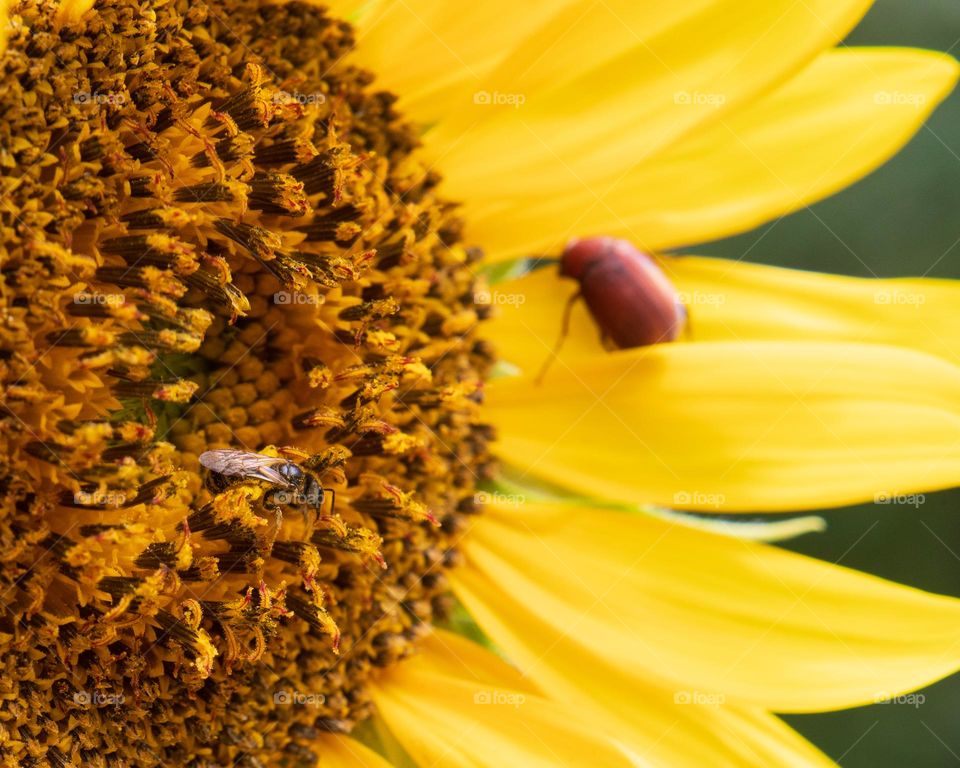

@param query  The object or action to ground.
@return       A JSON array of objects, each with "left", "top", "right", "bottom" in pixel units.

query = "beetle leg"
[
  {"left": 680, "top": 304, "right": 693, "bottom": 341},
  {"left": 534, "top": 289, "right": 581, "bottom": 385}
]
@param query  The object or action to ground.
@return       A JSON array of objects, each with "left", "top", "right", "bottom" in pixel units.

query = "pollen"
[{"left": 0, "top": 0, "right": 494, "bottom": 763}]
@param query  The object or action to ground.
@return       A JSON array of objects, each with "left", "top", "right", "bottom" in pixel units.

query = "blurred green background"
[{"left": 701, "top": 1, "right": 960, "bottom": 765}]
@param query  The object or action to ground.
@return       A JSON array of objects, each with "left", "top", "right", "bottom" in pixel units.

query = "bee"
[{"left": 199, "top": 449, "right": 337, "bottom": 524}]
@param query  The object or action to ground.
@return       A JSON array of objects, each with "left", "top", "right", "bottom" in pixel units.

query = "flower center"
[{"left": 0, "top": 0, "right": 493, "bottom": 762}]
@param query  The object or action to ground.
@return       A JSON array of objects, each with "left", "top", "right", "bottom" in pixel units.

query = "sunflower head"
[
  {"left": 8, "top": 0, "right": 960, "bottom": 765},
  {"left": 0, "top": 0, "right": 493, "bottom": 761}
]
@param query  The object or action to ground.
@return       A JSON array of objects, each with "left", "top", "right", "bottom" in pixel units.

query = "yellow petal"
[
  {"left": 314, "top": 733, "right": 395, "bottom": 767},
  {"left": 321, "top": 0, "right": 379, "bottom": 21},
  {"left": 408, "top": 628, "right": 539, "bottom": 694},
  {"left": 488, "top": 341, "right": 960, "bottom": 511},
  {"left": 351, "top": 716, "right": 420, "bottom": 768},
  {"left": 430, "top": 0, "right": 870, "bottom": 154},
  {"left": 666, "top": 256, "right": 960, "bottom": 366},
  {"left": 459, "top": 49, "right": 958, "bottom": 260},
  {"left": 485, "top": 254, "right": 960, "bottom": 373},
  {"left": 481, "top": 264, "right": 604, "bottom": 373},
  {"left": 419, "top": 632, "right": 835, "bottom": 768},
  {"left": 354, "top": 0, "right": 869, "bottom": 134},
  {"left": 425, "top": 629, "right": 834, "bottom": 767},
  {"left": 372, "top": 632, "right": 639, "bottom": 768},
  {"left": 453, "top": 501, "right": 960, "bottom": 713},
  {"left": 0, "top": 0, "right": 8, "bottom": 56},
  {"left": 344, "top": 0, "right": 574, "bottom": 123},
  {"left": 57, "top": 0, "right": 94, "bottom": 23}
]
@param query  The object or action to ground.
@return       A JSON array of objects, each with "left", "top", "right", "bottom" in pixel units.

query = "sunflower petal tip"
[{"left": 56, "top": 0, "right": 95, "bottom": 24}]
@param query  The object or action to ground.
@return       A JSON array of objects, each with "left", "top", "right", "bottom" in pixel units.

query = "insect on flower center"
[{"left": 0, "top": 0, "right": 493, "bottom": 762}]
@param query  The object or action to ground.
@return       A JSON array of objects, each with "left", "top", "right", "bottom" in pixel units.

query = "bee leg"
[
  {"left": 263, "top": 506, "right": 283, "bottom": 550},
  {"left": 322, "top": 488, "right": 336, "bottom": 516},
  {"left": 262, "top": 488, "right": 282, "bottom": 511},
  {"left": 205, "top": 472, "right": 230, "bottom": 495}
]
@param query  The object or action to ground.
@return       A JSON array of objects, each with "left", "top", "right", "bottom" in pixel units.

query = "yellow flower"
[{"left": 2, "top": 1, "right": 960, "bottom": 767}]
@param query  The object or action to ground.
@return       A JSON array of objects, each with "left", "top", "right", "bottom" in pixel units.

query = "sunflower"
[{"left": 2, "top": 0, "right": 960, "bottom": 766}]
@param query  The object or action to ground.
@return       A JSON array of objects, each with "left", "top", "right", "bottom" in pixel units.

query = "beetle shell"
[{"left": 560, "top": 237, "right": 685, "bottom": 348}]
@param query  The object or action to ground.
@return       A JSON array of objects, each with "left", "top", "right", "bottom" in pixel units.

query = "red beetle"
[
  {"left": 560, "top": 236, "right": 686, "bottom": 347},
  {"left": 538, "top": 237, "right": 686, "bottom": 380}
]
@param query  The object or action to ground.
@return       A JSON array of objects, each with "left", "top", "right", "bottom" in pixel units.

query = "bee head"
[{"left": 277, "top": 462, "right": 305, "bottom": 488}]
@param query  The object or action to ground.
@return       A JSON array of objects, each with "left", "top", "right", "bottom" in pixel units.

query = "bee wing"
[
  {"left": 249, "top": 463, "right": 297, "bottom": 488},
  {"left": 199, "top": 450, "right": 296, "bottom": 488}
]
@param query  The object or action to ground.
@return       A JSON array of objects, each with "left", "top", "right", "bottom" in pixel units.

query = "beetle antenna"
[{"left": 534, "top": 290, "right": 581, "bottom": 385}]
